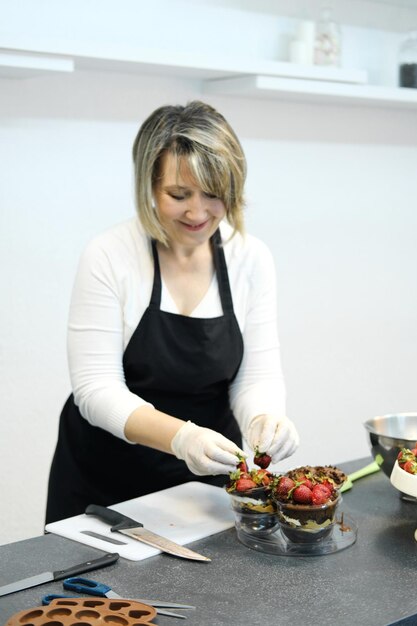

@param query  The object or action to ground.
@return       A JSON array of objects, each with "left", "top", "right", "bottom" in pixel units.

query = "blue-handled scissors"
[{"left": 42, "top": 576, "right": 195, "bottom": 619}]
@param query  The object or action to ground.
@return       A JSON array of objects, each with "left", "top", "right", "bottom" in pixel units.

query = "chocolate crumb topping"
[{"left": 286, "top": 465, "right": 347, "bottom": 487}]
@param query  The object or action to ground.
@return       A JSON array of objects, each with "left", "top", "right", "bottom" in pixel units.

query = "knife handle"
[
  {"left": 53, "top": 552, "right": 119, "bottom": 581},
  {"left": 85, "top": 504, "right": 143, "bottom": 531}
]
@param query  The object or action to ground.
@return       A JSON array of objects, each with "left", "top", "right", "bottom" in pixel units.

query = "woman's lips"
[{"left": 180, "top": 220, "right": 209, "bottom": 232}]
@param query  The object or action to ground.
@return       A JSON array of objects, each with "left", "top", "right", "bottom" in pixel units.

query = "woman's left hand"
[
  {"left": 171, "top": 420, "right": 245, "bottom": 476},
  {"left": 246, "top": 414, "right": 299, "bottom": 463}
]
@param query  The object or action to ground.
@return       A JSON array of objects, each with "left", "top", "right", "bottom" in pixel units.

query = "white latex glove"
[
  {"left": 246, "top": 414, "right": 299, "bottom": 464},
  {"left": 171, "top": 421, "right": 245, "bottom": 476}
]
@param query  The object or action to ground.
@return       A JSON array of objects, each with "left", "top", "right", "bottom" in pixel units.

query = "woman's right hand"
[
  {"left": 246, "top": 414, "right": 299, "bottom": 463},
  {"left": 171, "top": 421, "right": 245, "bottom": 476}
]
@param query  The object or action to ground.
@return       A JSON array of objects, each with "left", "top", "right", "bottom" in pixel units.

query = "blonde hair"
[{"left": 132, "top": 101, "right": 246, "bottom": 245}]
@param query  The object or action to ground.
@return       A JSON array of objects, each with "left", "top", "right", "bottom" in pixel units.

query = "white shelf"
[
  {"left": 0, "top": 40, "right": 366, "bottom": 83},
  {"left": 0, "top": 50, "right": 74, "bottom": 78},
  {"left": 203, "top": 75, "right": 417, "bottom": 110},
  {"left": 1, "top": 43, "right": 416, "bottom": 111},
  {"left": 74, "top": 55, "right": 369, "bottom": 88}
]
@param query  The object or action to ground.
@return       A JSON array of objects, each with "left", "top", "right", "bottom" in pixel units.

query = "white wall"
[{"left": 1, "top": 0, "right": 417, "bottom": 545}]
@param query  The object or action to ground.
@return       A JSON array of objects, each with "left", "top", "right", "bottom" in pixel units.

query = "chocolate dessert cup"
[
  {"left": 227, "top": 486, "right": 279, "bottom": 534},
  {"left": 275, "top": 494, "right": 341, "bottom": 543}
]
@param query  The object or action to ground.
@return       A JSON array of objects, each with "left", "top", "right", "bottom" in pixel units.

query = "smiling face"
[
  {"left": 132, "top": 102, "right": 246, "bottom": 245},
  {"left": 153, "top": 151, "right": 226, "bottom": 250}
]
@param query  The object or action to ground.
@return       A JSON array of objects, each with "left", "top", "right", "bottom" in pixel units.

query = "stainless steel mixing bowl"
[{"left": 364, "top": 412, "right": 417, "bottom": 477}]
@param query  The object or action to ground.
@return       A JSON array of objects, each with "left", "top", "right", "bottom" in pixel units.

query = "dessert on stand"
[{"left": 226, "top": 453, "right": 357, "bottom": 556}]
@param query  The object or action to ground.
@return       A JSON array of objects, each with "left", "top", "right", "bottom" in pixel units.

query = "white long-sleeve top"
[{"left": 68, "top": 216, "right": 286, "bottom": 442}]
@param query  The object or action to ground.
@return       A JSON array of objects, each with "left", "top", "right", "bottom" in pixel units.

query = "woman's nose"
[{"left": 186, "top": 193, "right": 208, "bottom": 219}]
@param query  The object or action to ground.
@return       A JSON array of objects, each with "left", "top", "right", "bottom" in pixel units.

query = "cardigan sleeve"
[
  {"left": 67, "top": 233, "right": 153, "bottom": 441},
  {"left": 228, "top": 236, "right": 287, "bottom": 439}
]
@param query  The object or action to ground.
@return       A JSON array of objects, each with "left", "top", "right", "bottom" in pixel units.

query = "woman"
[{"left": 46, "top": 100, "right": 299, "bottom": 523}]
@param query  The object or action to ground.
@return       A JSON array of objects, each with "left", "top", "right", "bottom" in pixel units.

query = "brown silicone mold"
[{"left": 4, "top": 597, "right": 157, "bottom": 626}]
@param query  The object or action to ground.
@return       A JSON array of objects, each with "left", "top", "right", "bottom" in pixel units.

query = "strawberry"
[
  {"left": 253, "top": 447, "right": 272, "bottom": 469},
  {"left": 397, "top": 448, "right": 417, "bottom": 474},
  {"left": 236, "top": 453, "right": 248, "bottom": 473},
  {"left": 255, "top": 468, "right": 272, "bottom": 486},
  {"left": 237, "top": 460, "right": 249, "bottom": 473},
  {"left": 235, "top": 477, "right": 257, "bottom": 492},
  {"left": 292, "top": 484, "right": 313, "bottom": 504},
  {"left": 311, "top": 484, "right": 331, "bottom": 505},
  {"left": 320, "top": 479, "right": 334, "bottom": 494},
  {"left": 298, "top": 475, "right": 313, "bottom": 490},
  {"left": 315, "top": 482, "right": 331, "bottom": 494},
  {"left": 275, "top": 476, "right": 295, "bottom": 500},
  {"left": 403, "top": 460, "right": 417, "bottom": 475}
]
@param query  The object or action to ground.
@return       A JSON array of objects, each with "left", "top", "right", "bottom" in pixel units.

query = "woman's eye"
[
  {"left": 203, "top": 192, "right": 218, "bottom": 199},
  {"left": 169, "top": 194, "right": 185, "bottom": 201}
]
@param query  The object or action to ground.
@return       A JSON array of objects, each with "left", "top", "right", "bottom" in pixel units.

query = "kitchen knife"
[
  {"left": 0, "top": 552, "right": 119, "bottom": 597},
  {"left": 85, "top": 504, "right": 211, "bottom": 562},
  {"left": 81, "top": 530, "right": 127, "bottom": 545}
]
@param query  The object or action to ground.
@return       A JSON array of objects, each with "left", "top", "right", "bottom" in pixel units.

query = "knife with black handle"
[
  {"left": 0, "top": 552, "right": 119, "bottom": 597},
  {"left": 85, "top": 504, "right": 211, "bottom": 562}
]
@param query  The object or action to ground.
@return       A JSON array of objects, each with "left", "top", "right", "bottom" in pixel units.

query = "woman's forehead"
[{"left": 158, "top": 152, "right": 198, "bottom": 187}]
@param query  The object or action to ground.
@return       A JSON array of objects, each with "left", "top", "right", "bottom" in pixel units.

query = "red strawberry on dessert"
[
  {"left": 316, "top": 482, "right": 332, "bottom": 495},
  {"left": 320, "top": 480, "right": 334, "bottom": 495},
  {"left": 238, "top": 459, "right": 249, "bottom": 473},
  {"left": 292, "top": 484, "right": 313, "bottom": 504},
  {"left": 236, "top": 453, "right": 249, "bottom": 473},
  {"left": 255, "top": 468, "right": 273, "bottom": 486},
  {"left": 275, "top": 476, "right": 295, "bottom": 500},
  {"left": 298, "top": 475, "right": 313, "bottom": 490},
  {"left": 235, "top": 477, "right": 257, "bottom": 492},
  {"left": 311, "top": 484, "right": 331, "bottom": 505}
]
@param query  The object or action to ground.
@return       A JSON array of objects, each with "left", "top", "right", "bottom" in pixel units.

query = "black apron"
[{"left": 46, "top": 229, "right": 244, "bottom": 523}]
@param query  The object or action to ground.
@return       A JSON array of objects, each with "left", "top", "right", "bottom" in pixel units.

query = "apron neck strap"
[
  {"left": 150, "top": 239, "right": 162, "bottom": 308},
  {"left": 211, "top": 229, "right": 234, "bottom": 314},
  {"left": 150, "top": 229, "right": 234, "bottom": 314}
]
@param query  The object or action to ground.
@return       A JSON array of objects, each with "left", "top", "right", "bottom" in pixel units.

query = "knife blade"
[
  {"left": 85, "top": 504, "right": 211, "bottom": 562},
  {"left": 0, "top": 552, "right": 119, "bottom": 597},
  {"left": 81, "top": 530, "right": 128, "bottom": 545}
]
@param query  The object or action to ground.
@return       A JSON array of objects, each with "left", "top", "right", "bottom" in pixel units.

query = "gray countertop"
[{"left": 1, "top": 458, "right": 417, "bottom": 626}]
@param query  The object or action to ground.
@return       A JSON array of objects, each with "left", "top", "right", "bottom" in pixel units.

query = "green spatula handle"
[
  {"left": 340, "top": 460, "right": 381, "bottom": 492},
  {"left": 348, "top": 461, "right": 380, "bottom": 482}
]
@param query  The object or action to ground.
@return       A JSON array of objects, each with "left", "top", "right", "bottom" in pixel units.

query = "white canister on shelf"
[
  {"left": 289, "top": 20, "right": 316, "bottom": 65},
  {"left": 314, "top": 7, "right": 341, "bottom": 66}
]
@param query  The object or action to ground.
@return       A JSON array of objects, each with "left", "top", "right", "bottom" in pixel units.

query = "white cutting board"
[{"left": 45, "top": 482, "right": 235, "bottom": 561}]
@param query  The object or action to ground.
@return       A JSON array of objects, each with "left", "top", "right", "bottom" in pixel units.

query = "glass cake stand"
[{"left": 235, "top": 512, "right": 358, "bottom": 557}]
